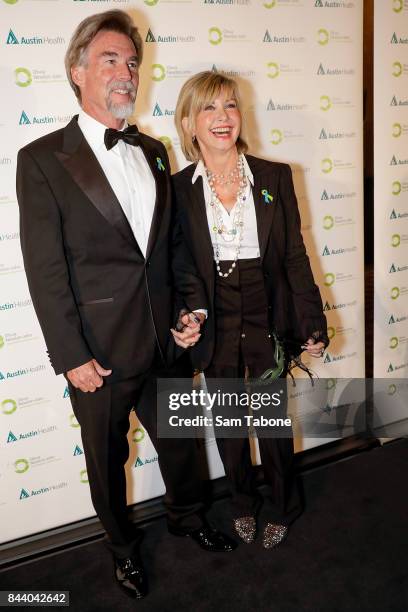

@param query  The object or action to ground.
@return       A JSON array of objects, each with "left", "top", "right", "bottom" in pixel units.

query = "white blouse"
[{"left": 191, "top": 155, "right": 261, "bottom": 261}]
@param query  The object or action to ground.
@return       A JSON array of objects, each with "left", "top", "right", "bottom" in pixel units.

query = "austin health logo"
[
  {"left": 19, "top": 111, "right": 31, "bottom": 125},
  {"left": 63, "top": 386, "right": 70, "bottom": 398},
  {"left": 6, "top": 29, "right": 19, "bottom": 44},
  {"left": 146, "top": 28, "right": 156, "bottom": 42},
  {"left": 391, "top": 32, "right": 408, "bottom": 44},
  {"left": 135, "top": 456, "right": 144, "bottom": 467},
  {"left": 153, "top": 103, "right": 163, "bottom": 117},
  {"left": 6, "top": 29, "right": 64, "bottom": 45},
  {"left": 20, "top": 488, "right": 30, "bottom": 500},
  {"left": 7, "top": 431, "right": 17, "bottom": 442},
  {"left": 73, "top": 445, "right": 83, "bottom": 456}
]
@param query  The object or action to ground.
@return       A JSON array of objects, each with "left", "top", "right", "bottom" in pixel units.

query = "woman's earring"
[{"left": 192, "top": 135, "right": 196, "bottom": 142}]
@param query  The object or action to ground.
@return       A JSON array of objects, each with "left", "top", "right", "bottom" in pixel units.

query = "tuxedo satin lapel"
[
  {"left": 253, "top": 171, "right": 279, "bottom": 261},
  {"left": 55, "top": 120, "right": 140, "bottom": 252},
  {"left": 141, "top": 139, "right": 167, "bottom": 259}
]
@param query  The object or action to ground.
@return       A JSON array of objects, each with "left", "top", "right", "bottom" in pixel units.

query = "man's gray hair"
[{"left": 65, "top": 10, "right": 143, "bottom": 102}]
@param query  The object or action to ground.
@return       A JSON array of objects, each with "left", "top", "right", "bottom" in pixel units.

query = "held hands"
[
  {"left": 66, "top": 358, "right": 112, "bottom": 393},
  {"left": 171, "top": 311, "right": 205, "bottom": 350},
  {"left": 302, "top": 338, "right": 326, "bottom": 358}
]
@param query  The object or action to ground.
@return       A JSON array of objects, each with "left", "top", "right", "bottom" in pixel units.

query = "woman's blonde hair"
[
  {"left": 65, "top": 10, "right": 143, "bottom": 103},
  {"left": 175, "top": 71, "right": 248, "bottom": 162}
]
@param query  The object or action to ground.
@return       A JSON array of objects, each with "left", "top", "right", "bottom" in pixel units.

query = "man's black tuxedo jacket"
[
  {"left": 172, "top": 155, "right": 327, "bottom": 372},
  {"left": 17, "top": 116, "right": 196, "bottom": 382}
]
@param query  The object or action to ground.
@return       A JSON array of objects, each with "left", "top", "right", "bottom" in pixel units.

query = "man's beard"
[{"left": 106, "top": 81, "right": 137, "bottom": 120}]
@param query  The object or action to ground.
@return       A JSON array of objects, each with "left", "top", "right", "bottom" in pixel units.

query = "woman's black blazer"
[{"left": 172, "top": 155, "right": 328, "bottom": 372}]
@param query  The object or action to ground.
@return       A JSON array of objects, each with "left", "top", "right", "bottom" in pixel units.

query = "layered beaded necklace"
[{"left": 206, "top": 154, "right": 247, "bottom": 278}]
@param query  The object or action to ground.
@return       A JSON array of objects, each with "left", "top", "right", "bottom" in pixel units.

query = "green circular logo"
[
  {"left": 1, "top": 398, "right": 17, "bottom": 415},
  {"left": 317, "top": 28, "right": 329, "bottom": 46},
  {"left": 393, "top": 0, "right": 403, "bottom": 13},
  {"left": 320, "top": 95, "right": 331, "bottom": 111},
  {"left": 267, "top": 62, "right": 280, "bottom": 79},
  {"left": 324, "top": 272, "right": 335, "bottom": 287},
  {"left": 392, "top": 61, "right": 403, "bottom": 77},
  {"left": 321, "top": 158, "right": 333, "bottom": 174},
  {"left": 326, "top": 378, "right": 337, "bottom": 390},
  {"left": 391, "top": 233, "right": 401, "bottom": 247},
  {"left": 15, "top": 67, "right": 32, "bottom": 87},
  {"left": 263, "top": 0, "right": 276, "bottom": 7},
  {"left": 3, "top": 0, "right": 19, "bottom": 4},
  {"left": 69, "top": 414, "right": 80, "bottom": 428},
  {"left": 327, "top": 326, "right": 336, "bottom": 340},
  {"left": 391, "top": 286, "right": 400, "bottom": 300},
  {"left": 144, "top": 0, "right": 159, "bottom": 4},
  {"left": 388, "top": 383, "right": 397, "bottom": 395},
  {"left": 14, "top": 458, "right": 29, "bottom": 474},
  {"left": 209, "top": 27, "right": 222, "bottom": 45},
  {"left": 159, "top": 136, "right": 172, "bottom": 150},
  {"left": 392, "top": 180, "right": 402, "bottom": 195},
  {"left": 392, "top": 122, "right": 402, "bottom": 137},
  {"left": 151, "top": 63, "right": 166, "bottom": 82},
  {"left": 390, "top": 336, "right": 399, "bottom": 349},
  {"left": 132, "top": 427, "right": 145, "bottom": 442},
  {"left": 0, "top": 336, "right": 4, "bottom": 349},
  {"left": 323, "top": 215, "right": 334, "bottom": 230},
  {"left": 270, "top": 129, "right": 283, "bottom": 145},
  {"left": 80, "top": 469, "right": 88, "bottom": 483}
]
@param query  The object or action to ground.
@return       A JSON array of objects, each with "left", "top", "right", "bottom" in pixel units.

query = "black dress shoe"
[
  {"left": 169, "top": 525, "right": 237, "bottom": 552},
  {"left": 115, "top": 555, "right": 148, "bottom": 599}
]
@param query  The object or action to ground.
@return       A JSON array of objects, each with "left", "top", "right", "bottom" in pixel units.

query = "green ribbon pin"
[
  {"left": 156, "top": 157, "right": 165, "bottom": 171},
  {"left": 261, "top": 189, "right": 274, "bottom": 204}
]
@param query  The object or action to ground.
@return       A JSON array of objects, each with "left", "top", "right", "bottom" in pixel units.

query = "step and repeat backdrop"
[
  {"left": 374, "top": 1, "right": 408, "bottom": 378},
  {"left": 373, "top": 0, "right": 408, "bottom": 439},
  {"left": 0, "top": 0, "right": 364, "bottom": 544}
]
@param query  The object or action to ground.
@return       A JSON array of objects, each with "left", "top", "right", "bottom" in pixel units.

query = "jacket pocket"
[{"left": 78, "top": 297, "right": 114, "bottom": 306}]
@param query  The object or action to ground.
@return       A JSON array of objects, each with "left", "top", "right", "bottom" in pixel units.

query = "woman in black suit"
[{"left": 171, "top": 71, "right": 328, "bottom": 548}]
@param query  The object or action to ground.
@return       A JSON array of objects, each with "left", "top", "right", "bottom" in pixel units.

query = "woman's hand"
[
  {"left": 302, "top": 338, "right": 325, "bottom": 358},
  {"left": 171, "top": 312, "right": 205, "bottom": 349}
]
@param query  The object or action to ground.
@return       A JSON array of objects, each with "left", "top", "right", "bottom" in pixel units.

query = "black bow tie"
[{"left": 104, "top": 124, "right": 142, "bottom": 151}]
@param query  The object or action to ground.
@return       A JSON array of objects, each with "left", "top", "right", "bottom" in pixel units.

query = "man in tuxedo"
[{"left": 16, "top": 10, "right": 235, "bottom": 600}]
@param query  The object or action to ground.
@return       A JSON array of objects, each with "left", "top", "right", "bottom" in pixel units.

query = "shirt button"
[
  {"left": 241, "top": 333, "right": 246, "bottom": 339},
  {"left": 267, "top": 334, "right": 271, "bottom": 338}
]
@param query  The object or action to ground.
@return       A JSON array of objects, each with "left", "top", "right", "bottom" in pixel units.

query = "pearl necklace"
[
  {"left": 206, "top": 164, "right": 241, "bottom": 186},
  {"left": 206, "top": 155, "right": 247, "bottom": 278}
]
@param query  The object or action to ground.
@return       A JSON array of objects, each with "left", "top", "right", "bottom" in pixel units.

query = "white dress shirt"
[
  {"left": 192, "top": 155, "right": 260, "bottom": 261},
  {"left": 78, "top": 110, "right": 156, "bottom": 257}
]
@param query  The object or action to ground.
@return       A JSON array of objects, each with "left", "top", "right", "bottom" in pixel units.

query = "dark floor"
[{"left": 0, "top": 440, "right": 407, "bottom": 612}]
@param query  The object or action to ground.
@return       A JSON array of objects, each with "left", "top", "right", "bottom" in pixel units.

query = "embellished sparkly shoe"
[
  {"left": 233, "top": 516, "right": 257, "bottom": 544},
  {"left": 262, "top": 523, "right": 288, "bottom": 549}
]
